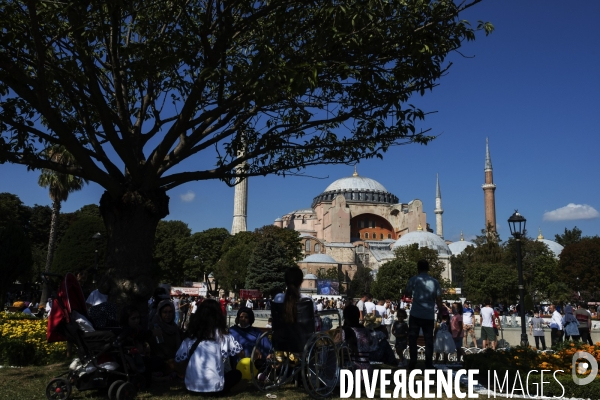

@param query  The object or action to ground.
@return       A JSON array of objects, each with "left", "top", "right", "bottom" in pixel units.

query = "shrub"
[
  {"left": 464, "top": 343, "right": 600, "bottom": 399},
  {"left": 0, "top": 312, "right": 66, "bottom": 366}
]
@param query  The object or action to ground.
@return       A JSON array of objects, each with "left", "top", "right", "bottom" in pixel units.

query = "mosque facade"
[
  {"left": 229, "top": 139, "right": 564, "bottom": 289},
  {"left": 272, "top": 166, "right": 453, "bottom": 283}
]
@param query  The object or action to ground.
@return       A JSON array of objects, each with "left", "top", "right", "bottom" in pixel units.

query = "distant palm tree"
[{"left": 38, "top": 146, "right": 87, "bottom": 305}]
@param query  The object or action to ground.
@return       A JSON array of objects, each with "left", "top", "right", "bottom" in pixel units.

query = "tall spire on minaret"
[
  {"left": 231, "top": 150, "right": 248, "bottom": 235},
  {"left": 434, "top": 173, "right": 443, "bottom": 238},
  {"left": 482, "top": 138, "right": 497, "bottom": 233}
]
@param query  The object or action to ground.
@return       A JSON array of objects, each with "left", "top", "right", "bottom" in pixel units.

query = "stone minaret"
[
  {"left": 482, "top": 138, "right": 497, "bottom": 233},
  {"left": 434, "top": 173, "right": 443, "bottom": 238},
  {"left": 231, "top": 160, "right": 248, "bottom": 235}
]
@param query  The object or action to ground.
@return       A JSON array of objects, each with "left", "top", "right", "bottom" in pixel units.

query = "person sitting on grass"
[
  {"left": 229, "top": 307, "right": 269, "bottom": 366},
  {"left": 149, "top": 300, "right": 182, "bottom": 381},
  {"left": 174, "top": 299, "right": 243, "bottom": 396}
]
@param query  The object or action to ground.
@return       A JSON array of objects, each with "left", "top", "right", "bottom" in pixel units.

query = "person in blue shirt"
[
  {"left": 404, "top": 259, "right": 443, "bottom": 370},
  {"left": 229, "top": 307, "right": 269, "bottom": 365}
]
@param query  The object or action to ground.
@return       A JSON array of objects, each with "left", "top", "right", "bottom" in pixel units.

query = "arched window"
[
  {"left": 388, "top": 234, "right": 392, "bottom": 239},
  {"left": 314, "top": 243, "right": 321, "bottom": 253},
  {"left": 365, "top": 232, "right": 369, "bottom": 239},
  {"left": 305, "top": 240, "right": 311, "bottom": 252},
  {"left": 302, "top": 268, "right": 308, "bottom": 275},
  {"left": 380, "top": 234, "right": 384, "bottom": 240}
]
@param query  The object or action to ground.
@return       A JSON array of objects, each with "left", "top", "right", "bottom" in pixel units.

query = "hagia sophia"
[{"left": 230, "top": 139, "right": 564, "bottom": 293}]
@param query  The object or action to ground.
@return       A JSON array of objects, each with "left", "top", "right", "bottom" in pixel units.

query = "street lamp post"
[
  {"left": 91, "top": 232, "right": 102, "bottom": 284},
  {"left": 508, "top": 210, "right": 528, "bottom": 347}
]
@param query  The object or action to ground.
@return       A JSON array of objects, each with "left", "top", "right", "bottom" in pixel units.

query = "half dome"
[
  {"left": 448, "top": 240, "right": 477, "bottom": 256},
  {"left": 392, "top": 231, "right": 452, "bottom": 257},
  {"left": 537, "top": 239, "right": 564, "bottom": 259}
]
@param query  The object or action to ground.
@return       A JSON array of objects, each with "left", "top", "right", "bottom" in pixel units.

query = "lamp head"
[{"left": 508, "top": 210, "right": 526, "bottom": 238}]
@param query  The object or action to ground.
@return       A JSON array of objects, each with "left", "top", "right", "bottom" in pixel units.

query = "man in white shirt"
[
  {"left": 246, "top": 298, "right": 253, "bottom": 309},
  {"left": 480, "top": 299, "right": 495, "bottom": 350},
  {"left": 364, "top": 294, "right": 376, "bottom": 315},
  {"left": 549, "top": 304, "right": 563, "bottom": 345},
  {"left": 355, "top": 293, "right": 368, "bottom": 323},
  {"left": 375, "top": 299, "right": 387, "bottom": 317},
  {"left": 316, "top": 300, "right": 324, "bottom": 312}
]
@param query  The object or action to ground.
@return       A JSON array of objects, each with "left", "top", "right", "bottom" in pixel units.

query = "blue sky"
[{"left": 1, "top": 0, "right": 599, "bottom": 242}]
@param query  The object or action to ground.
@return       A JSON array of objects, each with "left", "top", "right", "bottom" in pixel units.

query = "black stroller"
[{"left": 44, "top": 273, "right": 142, "bottom": 400}]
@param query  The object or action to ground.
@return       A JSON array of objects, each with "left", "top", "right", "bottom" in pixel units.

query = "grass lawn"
[
  {"left": 0, "top": 361, "right": 314, "bottom": 400},
  {"left": 0, "top": 361, "right": 460, "bottom": 400}
]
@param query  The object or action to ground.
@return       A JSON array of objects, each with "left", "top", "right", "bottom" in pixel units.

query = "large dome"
[
  {"left": 392, "top": 230, "right": 452, "bottom": 257},
  {"left": 324, "top": 176, "right": 388, "bottom": 193},
  {"left": 312, "top": 171, "right": 398, "bottom": 207}
]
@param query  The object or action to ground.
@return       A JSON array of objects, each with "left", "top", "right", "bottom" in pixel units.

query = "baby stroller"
[{"left": 44, "top": 273, "right": 142, "bottom": 400}]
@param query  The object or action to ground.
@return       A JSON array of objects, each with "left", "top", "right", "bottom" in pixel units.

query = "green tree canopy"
[
  {"left": 213, "top": 231, "right": 257, "bottom": 293},
  {"left": 0, "top": 0, "right": 492, "bottom": 308},
  {"left": 245, "top": 226, "right": 302, "bottom": 296},
  {"left": 52, "top": 215, "right": 107, "bottom": 278},
  {"left": 153, "top": 220, "right": 192, "bottom": 285},
  {"left": 371, "top": 243, "right": 446, "bottom": 301},
  {"left": 180, "top": 227, "right": 231, "bottom": 287},
  {"left": 0, "top": 193, "right": 31, "bottom": 228},
  {"left": 557, "top": 237, "right": 600, "bottom": 302},
  {"left": 0, "top": 221, "right": 33, "bottom": 306},
  {"left": 554, "top": 226, "right": 583, "bottom": 247}
]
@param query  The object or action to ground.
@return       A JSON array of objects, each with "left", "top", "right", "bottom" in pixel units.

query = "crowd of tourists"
[{"left": 4, "top": 263, "right": 600, "bottom": 396}]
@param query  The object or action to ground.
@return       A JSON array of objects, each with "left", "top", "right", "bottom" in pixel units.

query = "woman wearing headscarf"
[
  {"left": 149, "top": 299, "right": 182, "bottom": 379},
  {"left": 229, "top": 307, "right": 269, "bottom": 365},
  {"left": 272, "top": 267, "right": 317, "bottom": 353},
  {"left": 562, "top": 305, "right": 580, "bottom": 341}
]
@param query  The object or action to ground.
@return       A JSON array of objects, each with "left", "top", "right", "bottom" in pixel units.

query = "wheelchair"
[{"left": 250, "top": 300, "right": 345, "bottom": 398}]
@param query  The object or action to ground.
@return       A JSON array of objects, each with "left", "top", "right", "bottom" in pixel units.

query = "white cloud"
[
  {"left": 180, "top": 191, "right": 196, "bottom": 202},
  {"left": 543, "top": 203, "right": 599, "bottom": 221}
]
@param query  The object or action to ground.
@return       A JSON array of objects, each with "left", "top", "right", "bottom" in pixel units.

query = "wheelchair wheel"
[
  {"left": 250, "top": 330, "right": 291, "bottom": 391},
  {"left": 45, "top": 378, "right": 72, "bottom": 400},
  {"left": 337, "top": 342, "right": 354, "bottom": 371},
  {"left": 301, "top": 333, "right": 339, "bottom": 398}
]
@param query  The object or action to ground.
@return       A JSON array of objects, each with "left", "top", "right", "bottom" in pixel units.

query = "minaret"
[
  {"left": 434, "top": 173, "right": 443, "bottom": 238},
  {"left": 482, "top": 138, "right": 497, "bottom": 233},
  {"left": 231, "top": 158, "right": 248, "bottom": 235}
]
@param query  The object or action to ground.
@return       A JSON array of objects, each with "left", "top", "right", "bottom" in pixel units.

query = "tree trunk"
[
  {"left": 99, "top": 189, "right": 169, "bottom": 322},
  {"left": 39, "top": 199, "right": 61, "bottom": 307}
]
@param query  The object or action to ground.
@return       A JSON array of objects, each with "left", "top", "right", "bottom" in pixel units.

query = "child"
[
  {"left": 433, "top": 314, "right": 455, "bottom": 364},
  {"left": 450, "top": 302, "right": 464, "bottom": 363},
  {"left": 174, "top": 299, "right": 243, "bottom": 395},
  {"left": 392, "top": 309, "right": 408, "bottom": 367},
  {"left": 265, "top": 317, "right": 273, "bottom": 328}
]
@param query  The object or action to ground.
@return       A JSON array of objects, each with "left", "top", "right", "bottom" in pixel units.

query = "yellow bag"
[{"left": 236, "top": 357, "right": 257, "bottom": 380}]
